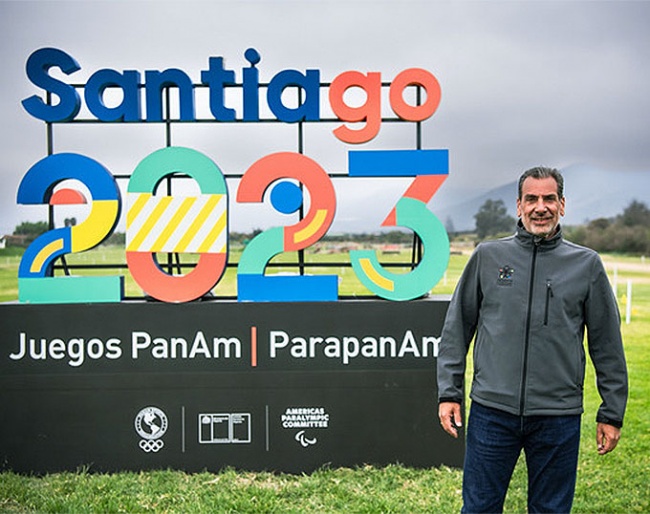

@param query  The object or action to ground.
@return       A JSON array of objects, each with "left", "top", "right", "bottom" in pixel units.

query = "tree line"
[
  {"left": 563, "top": 200, "right": 650, "bottom": 254},
  {"left": 8, "top": 200, "right": 649, "bottom": 255},
  {"left": 473, "top": 198, "right": 650, "bottom": 255},
  {"left": 7, "top": 222, "right": 416, "bottom": 248}
]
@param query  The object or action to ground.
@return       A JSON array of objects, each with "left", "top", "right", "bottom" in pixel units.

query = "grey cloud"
[{"left": 1, "top": 0, "right": 649, "bottom": 236}]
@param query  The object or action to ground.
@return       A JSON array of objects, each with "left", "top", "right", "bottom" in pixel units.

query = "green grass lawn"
[
  {"left": 1, "top": 247, "right": 648, "bottom": 512},
  {"left": 0, "top": 243, "right": 463, "bottom": 302}
]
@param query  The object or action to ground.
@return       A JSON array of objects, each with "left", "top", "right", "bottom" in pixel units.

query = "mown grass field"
[
  {"left": 0, "top": 245, "right": 648, "bottom": 513},
  {"left": 0, "top": 242, "right": 466, "bottom": 302}
]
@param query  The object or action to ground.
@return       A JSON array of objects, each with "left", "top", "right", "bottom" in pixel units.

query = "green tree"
[
  {"left": 619, "top": 200, "right": 650, "bottom": 227},
  {"left": 474, "top": 199, "right": 516, "bottom": 240},
  {"left": 565, "top": 201, "right": 650, "bottom": 254},
  {"left": 13, "top": 221, "right": 48, "bottom": 237}
]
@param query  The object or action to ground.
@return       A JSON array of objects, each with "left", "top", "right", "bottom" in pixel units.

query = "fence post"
[{"left": 626, "top": 279, "right": 632, "bottom": 325}]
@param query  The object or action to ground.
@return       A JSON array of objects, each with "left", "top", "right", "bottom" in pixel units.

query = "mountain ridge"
[{"left": 432, "top": 164, "right": 650, "bottom": 232}]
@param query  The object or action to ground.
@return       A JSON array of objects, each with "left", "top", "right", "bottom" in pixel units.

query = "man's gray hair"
[{"left": 518, "top": 166, "right": 564, "bottom": 199}]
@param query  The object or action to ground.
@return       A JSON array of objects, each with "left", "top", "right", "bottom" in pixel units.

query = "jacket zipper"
[
  {"left": 520, "top": 241, "right": 539, "bottom": 415},
  {"left": 544, "top": 281, "right": 553, "bottom": 326}
]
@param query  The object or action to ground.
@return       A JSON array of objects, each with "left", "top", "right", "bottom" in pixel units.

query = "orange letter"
[
  {"left": 329, "top": 71, "right": 381, "bottom": 144},
  {"left": 389, "top": 68, "right": 441, "bottom": 121}
]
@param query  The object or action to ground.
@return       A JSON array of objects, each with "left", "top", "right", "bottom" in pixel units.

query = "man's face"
[{"left": 517, "top": 176, "right": 565, "bottom": 238}]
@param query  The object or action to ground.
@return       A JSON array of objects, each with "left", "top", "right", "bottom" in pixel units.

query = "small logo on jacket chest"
[{"left": 497, "top": 265, "right": 514, "bottom": 286}]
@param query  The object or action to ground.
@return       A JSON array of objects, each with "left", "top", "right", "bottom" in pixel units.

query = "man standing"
[{"left": 437, "top": 167, "right": 628, "bottom": 513}]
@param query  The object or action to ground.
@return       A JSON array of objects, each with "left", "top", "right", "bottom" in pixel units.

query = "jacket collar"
[{"left": 515, "top": 220, "right": 563, "bottom": 250}]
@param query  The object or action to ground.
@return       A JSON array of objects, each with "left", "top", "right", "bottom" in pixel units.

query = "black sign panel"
[{"left": 0, "top": 299, "right": 463, "bottom": 473}]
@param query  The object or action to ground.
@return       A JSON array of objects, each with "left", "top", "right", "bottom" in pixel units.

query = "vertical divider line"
[
  {"left": 265, "top": 405, "right": 270, "bottom": 452},
  {"left": 251, "top": 326, "right": 258, "bottom": 367},
  {"left": 181, "top": 406, "right": 186, "bottom": 453}
]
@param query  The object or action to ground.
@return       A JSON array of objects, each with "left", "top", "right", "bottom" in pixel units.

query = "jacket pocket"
[
  {"left": 575, "top": 339, "right": 586, "bottom": 389},
  {"left": 544, "top": 280, "right": 553, "bottom": 326}
]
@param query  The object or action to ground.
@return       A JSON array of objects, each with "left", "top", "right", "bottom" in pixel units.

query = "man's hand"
[
  {"left": 597, "top": 423, "right": 621, "bottom": 455},
  {"left": 438, "top": 402, "right": 462, "bottom": 438}
]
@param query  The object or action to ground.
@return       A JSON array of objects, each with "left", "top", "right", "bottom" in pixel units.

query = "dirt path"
[{"left": 601, "top": 257, "right": 650, "bottom": 284}]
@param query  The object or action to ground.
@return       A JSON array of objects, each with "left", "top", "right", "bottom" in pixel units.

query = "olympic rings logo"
[
  {"left": 139, "top": 439, "right": 164, "bottom": 453},
  {"left": 134, "top": 406, "right": 168, "bottom": 453}
]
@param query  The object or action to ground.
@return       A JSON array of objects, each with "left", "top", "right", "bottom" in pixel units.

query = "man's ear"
[{"left": 560, "top": 197, "right": 566, "bottom": 217}]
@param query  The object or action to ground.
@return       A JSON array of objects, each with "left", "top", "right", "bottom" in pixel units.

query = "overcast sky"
[{"left": 1, "top": 0, "right": 649, "bottom": 236}]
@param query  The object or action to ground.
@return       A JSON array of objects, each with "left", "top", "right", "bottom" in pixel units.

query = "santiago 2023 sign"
[{"left": 17, "top": 47, "right": 450, "bottom": 304}]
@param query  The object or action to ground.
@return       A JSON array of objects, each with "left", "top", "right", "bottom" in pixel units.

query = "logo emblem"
[
  {"left": 135, "top": 406, "right": 168, "bottom": 452},
  {"left": 497, "top": 265, "right": 514, "bottom": 286},
  {"left": 281, "top": 406, "right": 330, "bottom": 448},
  {"left": 295, "top": 430, "right": 317, "bottom": 447},
  {"left": 198, "top": 413, "right": 252, "bottom": 444}
]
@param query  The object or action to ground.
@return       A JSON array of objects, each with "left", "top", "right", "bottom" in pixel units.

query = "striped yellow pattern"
[{"left": 126, "top": 193, "right": 227, "bottom": 253}]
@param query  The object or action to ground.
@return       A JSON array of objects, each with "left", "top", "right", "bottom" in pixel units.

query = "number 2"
[
  {"left": 17, "top": 153, "right": 123, "bottom": 303},
  {"left": 236, "top": 152, "right": 338, "bottom": 301}
]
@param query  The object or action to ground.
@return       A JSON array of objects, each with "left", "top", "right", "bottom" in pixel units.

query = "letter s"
[
  {"left": 21, "top": 48, "right": 81, "bottom": 122},
  {"left": 105, "top": 338, "right": 123, "bottom": 360}
]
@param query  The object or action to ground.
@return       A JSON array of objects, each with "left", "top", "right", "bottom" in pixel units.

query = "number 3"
[{"left": 348, "top": 149, "right": 450, "bottom": 301}]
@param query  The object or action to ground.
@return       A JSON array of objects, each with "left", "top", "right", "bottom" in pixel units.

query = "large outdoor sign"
[
  {"left": 16, "top": 47, "right": 450, "bottom": 304},
  {"left": 1, "top": 48, "right": 463, "bottom": 474},
  {"left": 0, "top": 300, "right": 463, "bottom": 473}
]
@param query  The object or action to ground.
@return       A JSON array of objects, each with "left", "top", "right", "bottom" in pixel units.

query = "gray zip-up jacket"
[{"left": 437, "top": 223, "right": 628, "bottom": 426}]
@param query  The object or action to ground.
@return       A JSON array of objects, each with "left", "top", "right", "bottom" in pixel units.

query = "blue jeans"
[{"left": 462, "top": 402, "right": 581, "bottom": 514}]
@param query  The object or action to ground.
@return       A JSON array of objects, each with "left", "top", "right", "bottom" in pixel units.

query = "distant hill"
[{"left": 432, "top": 164, "right": 650, "bottom": 232}]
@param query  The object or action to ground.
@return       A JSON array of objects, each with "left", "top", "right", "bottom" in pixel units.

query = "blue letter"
[
  {"left": 21, "top": 48, "right": 81, "bottom": 122},
  {"left": 201, "top": 57, "right": 236, "bottom": 121},
  {"left": 267, "top": 70, "right": 320, "bottom": 123},
  {"left": 243, "top": 48, "right": 261, "bottom": 122},
  {"left": 85, "top": 69, "right": 141, "bottom": 122},
  {"left": 145, "top": 69, "right": 195, "bottom": 122}
]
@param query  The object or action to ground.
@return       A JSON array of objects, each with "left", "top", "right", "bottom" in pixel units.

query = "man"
[{"left": 437, "top": 166, "right": 628, "bottom": 513}]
